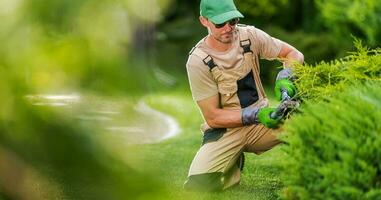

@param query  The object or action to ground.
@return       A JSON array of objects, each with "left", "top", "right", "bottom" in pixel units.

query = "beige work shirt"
[{"left": 186, "top": 25, "right": 283, "bottom": 102}]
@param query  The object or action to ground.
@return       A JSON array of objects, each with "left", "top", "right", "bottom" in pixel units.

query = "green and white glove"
[
  {"left": 241, "top": 107, "right": 281, "bottom": 128},
  {"left": 257, "top": 107, "right": 282, "bottom": 128},
  {"left": 242, "top": 68, "right": 299, "bottom": 128},
  {"left": 242, "top": 101, "right": 300, "bottom": 128},
  {"left": 274, "top": 68, "right": 297, "bottom": 101}
]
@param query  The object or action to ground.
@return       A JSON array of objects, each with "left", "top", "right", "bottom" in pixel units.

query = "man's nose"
[{"left": 222, "top": 23, "right": 233, "bottom": 32}]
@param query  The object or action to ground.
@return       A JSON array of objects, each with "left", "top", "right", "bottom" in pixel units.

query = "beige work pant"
[{"left": 184, "top": 124, "right": 281, "bottom": 191}]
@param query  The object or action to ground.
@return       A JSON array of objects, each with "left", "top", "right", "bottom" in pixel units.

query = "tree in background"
[
  {"left": 316, "top": 0, "right": 381, "bottom": 46},
  {"left": 236, "top": 0, "right": 289, "bottom": 19}
]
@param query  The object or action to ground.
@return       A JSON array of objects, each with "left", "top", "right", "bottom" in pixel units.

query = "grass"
[{"left": 123, "top": 87, "right": 286, "bottom": 200}]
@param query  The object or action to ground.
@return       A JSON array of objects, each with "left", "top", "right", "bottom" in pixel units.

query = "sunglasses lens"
[
  {"left": 229, "top": 18, "right": 239, "bottom": 26},
  {"left": 215, "top": 23, "right": 225, "bottom": 28},
  {"left": 214, "top": 18, "right": 239, "bottom": 28}
]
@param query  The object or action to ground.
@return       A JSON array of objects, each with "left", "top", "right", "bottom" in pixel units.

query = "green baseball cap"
[{"left": 200, "top": 0, "right": 244, "bottom": 24}]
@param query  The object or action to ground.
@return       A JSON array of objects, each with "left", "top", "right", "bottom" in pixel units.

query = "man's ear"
[{"left": 199, "top": 16, "right": 209, "bottom": 28}]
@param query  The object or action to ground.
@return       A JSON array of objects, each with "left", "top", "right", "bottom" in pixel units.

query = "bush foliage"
[
  {"left": 280, "top": 44, "right": 381, "bottom": 199},
  {"left": 280, "top": 82, "right": 381, "bottom": 200},
  {"left": 292, "top": 41, "right": 381, "bottom": 101}
]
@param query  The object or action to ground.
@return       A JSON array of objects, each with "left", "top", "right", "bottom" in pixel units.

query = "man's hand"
[
  {"left": 242, "top": 106, "right": 282, "bottom": 128},
  {"left": 242, "top": 100, "right": 299, "bottom": 128},
  {"left": 257, "top": 107, "right": 281, "bottom": 128},
  {"left": 242, "top": 106, "right": 281, "bottom": 128},
  {"left": 275, "top": 41, "right": 303, "bottom": 101},
  {"left": 242, "top": 99, "right": 299, "bottom": 128},
  {"left": 274, "top": 68, "right": 297, "bottom": 101},
  {"left": 275, "top": 79, "right": 296, "bottom": 101}
]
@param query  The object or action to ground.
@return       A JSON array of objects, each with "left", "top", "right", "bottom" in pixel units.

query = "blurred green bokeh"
[{"left": 0, "top": 0, "right": 173, "bottom": 199}]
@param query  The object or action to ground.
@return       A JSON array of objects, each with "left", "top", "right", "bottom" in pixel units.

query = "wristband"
[{"left": 241, "top": 107, "right": 260, "bottom": 125}]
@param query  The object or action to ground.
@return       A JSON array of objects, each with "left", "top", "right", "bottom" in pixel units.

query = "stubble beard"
[
  {"left": 217, "top": 34, "right": 233, "bottom": 44},
  {"left": 207, "top": 27, "right": 234, "bottom": 44}
]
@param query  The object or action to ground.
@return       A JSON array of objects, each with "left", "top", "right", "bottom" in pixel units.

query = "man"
[{"left": 184, "top": 0, "right": 304, "bottom": 191}]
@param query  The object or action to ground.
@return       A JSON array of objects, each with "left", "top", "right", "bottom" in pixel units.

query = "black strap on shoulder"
[
  {"left": 240, "top": 39, "right": 252, "bottom": 54},
  {"left": 202, "top": 55, "right": 217, "bottom": 71}
]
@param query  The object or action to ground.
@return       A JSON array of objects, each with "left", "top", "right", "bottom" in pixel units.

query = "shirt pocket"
[{"left": 210, "top": 67, "right": 238, "bottom": 97}]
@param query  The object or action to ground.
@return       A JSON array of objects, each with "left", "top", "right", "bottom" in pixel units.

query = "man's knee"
[{"left": 183, "top": 172, "right": 224, "bottom": 192}]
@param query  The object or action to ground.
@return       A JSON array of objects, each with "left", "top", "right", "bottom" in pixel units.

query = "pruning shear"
[{"left": 270, "top": 88, "right": 300, "bottom": 120}]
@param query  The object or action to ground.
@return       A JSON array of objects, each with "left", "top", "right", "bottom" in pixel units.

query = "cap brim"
[{"left": 209, "top": 10, "right": 244, "bottom": 24}]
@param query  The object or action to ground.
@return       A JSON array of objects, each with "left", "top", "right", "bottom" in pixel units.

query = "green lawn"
[{"left": 124, "top": 88, "right": 287, "bottom": 200}]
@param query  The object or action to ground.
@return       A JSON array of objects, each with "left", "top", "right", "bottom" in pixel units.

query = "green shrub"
[
  {"left": 292, "top": 41, "right": 381, "bottom": 101},
  {"left": 280, "top": 82, "right": 381, "bottom": 200}
]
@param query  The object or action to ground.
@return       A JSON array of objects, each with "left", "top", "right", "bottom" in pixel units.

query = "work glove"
[
  {"left": 242, "top": 68, "right": 299, "bottom": 128},
  {"left": 241, "top": 106, "right": 280, "bottom": 128},
  {"left": 274, "top": 68, "right": 297, "bottom": 101},
  {"left": 242, "top": 100, "right": 299, "bottom": 128}
]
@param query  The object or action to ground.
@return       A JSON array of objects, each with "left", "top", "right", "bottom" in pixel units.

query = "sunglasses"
[{"left": 213, "top": 18, "right": 239, "bottom": 29}]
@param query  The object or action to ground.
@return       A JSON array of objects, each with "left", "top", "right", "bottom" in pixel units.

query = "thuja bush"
[
  {"left": 279, "top": 82, "right": 381, "bottom": 200},
  {"left": 291, "top": 41, "right": 381, "bottom": 101}
]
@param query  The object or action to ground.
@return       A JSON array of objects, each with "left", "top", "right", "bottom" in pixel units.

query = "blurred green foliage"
[
  {"left": 267, "top": 27, "right": 350, "bottom": 64},
  {"left": 316, "top": 0, "right": 381, "bottom": 45},
  {"left": 0, "top": 0, "right": 173, "bottom": 199},
  {"left": 236, "top": 0, "right": 321, "bottom": 31},
  {"left": 0, "top": 0, "right": 173, "bottom": 95},
  {"left": 1, "top": 96, "right": 167, "bottom": 199},
  {"left": 236, "top": 0, "right": 289, "bottom": 19}
]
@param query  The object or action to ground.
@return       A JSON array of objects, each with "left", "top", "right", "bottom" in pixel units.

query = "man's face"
[{"left": 206, "top": 18, "right": 238, "bottom": 44}]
